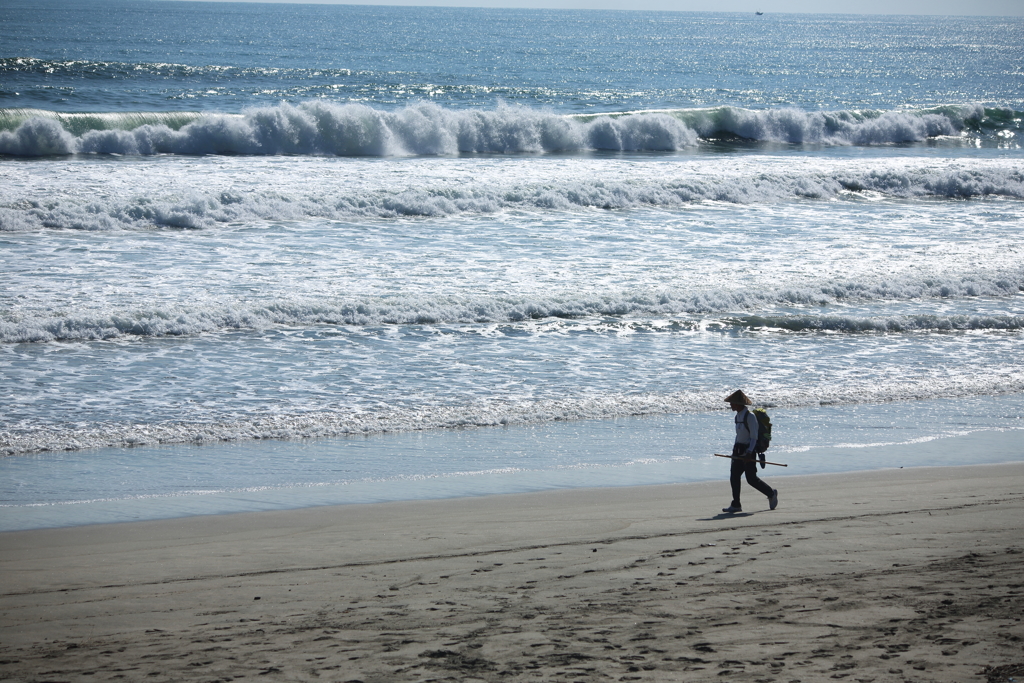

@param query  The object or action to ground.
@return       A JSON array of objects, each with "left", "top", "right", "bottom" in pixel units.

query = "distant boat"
[{"left": 755, "top": 11, "right": 764, "bottom": 15}]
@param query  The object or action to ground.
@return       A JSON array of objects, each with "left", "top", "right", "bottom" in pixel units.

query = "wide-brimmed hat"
[{"left": 724, "top": 390, "right": 752, "bottom": 405}]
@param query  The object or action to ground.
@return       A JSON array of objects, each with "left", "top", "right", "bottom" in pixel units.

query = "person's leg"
[
  {"left": 729, "top": 445, "right": 745, "bottom": 508},
  {"left": 743, "top": 461, "right": 775, "bottom": 498}
]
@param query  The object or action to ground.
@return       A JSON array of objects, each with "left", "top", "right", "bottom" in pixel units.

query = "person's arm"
[{"left": 745, "top": 410, "right": 758, "bottom": 456}]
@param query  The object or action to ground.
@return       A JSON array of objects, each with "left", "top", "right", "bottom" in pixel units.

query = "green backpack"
[{"left": 752, "top": 408, "right": 772, "bottom": 454}]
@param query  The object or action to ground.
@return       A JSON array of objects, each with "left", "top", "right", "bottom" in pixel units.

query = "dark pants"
[{"left": 730, "top": 443, "right": 774, "bottom": 507}]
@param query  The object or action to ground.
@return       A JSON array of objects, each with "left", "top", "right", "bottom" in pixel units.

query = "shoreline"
[
  {"left": 2, "top": 462, "right": 1023, "bottom": 682},
  {"left": 4, "top": 419, "right": 1022, "bottom": 533}
]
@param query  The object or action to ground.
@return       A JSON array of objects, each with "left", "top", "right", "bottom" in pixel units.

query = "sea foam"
[
  {"left": 2, "top": 273, "right": 1022, "bottom": 344},
  {"left": 2, "top": 160, "right": 1022, "bottom": 232},
  {"left": 3, "top": 372, "right": 1023, "bottom": 457}
]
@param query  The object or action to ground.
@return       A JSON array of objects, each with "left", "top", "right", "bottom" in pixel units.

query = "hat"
[{"left": 724, "top": 390, "right": 752, "bottom": 405}]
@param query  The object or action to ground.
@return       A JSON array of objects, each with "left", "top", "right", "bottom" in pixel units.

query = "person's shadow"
[{"left": 699, "top": 511, "right": 755, "bottom": 521}]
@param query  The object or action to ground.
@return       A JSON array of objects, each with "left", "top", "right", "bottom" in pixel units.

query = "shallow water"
[{"left": 3, "top": 395, "right": 1022, "bottom": 531}]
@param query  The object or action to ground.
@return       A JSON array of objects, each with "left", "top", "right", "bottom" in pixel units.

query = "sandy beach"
[{"left": 2, "top": 461, "right": 1023, "bottom": 683}]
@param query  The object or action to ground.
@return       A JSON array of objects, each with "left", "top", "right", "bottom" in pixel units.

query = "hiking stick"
[{"left": 714, "top": 453, "right": 789, "bottom": 467}]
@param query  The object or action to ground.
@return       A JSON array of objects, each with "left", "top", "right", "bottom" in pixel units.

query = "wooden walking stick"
[{"left": 714, "top": 453, "right": 788, "bottom": 467}]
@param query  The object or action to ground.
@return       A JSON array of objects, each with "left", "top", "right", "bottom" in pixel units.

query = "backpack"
[{"left": 752, "top": 408, "right": 772, "bottom": 454}]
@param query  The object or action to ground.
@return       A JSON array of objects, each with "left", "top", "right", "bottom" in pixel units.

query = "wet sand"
[{"left": 2, "top": 461, "right": 1023, "bottom": 683}]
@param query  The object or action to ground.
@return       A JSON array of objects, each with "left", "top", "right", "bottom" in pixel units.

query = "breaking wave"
[
  {"left": 0, "top": 102, "right": 697, "bottom": 156},
  {"left": 653, "top": 103, "right": 1021, "bottom": 145},
  {"left": 1, "top": 102, "right": 1020, "bottom": 158}
]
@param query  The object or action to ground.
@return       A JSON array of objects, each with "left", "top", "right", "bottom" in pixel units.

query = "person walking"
[{"left": 722, "top": 390, "right": 778, "bottom": 513}]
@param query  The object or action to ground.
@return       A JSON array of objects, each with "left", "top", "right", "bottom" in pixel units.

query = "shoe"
[
  {"left": 722, "top": 504, "right": 742, "bottom": 513},
  {"left": 769, "top": 489, "right": 779, "bottom": 510}
]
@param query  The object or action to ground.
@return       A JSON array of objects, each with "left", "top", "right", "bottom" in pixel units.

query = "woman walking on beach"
[{"left": 722, "top": 390, "right": 779, "bottom": 514}]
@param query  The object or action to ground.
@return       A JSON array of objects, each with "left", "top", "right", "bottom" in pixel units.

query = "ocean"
[{"left": 2, "top": 0, "right": 1023, "bottom": 531}]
